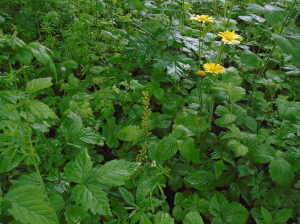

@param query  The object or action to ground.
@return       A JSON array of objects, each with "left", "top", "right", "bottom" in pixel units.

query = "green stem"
[
  {"left": 208, "top": 92, "right": 215, "bottom": 130},
  {"left": 224, "top": 0, "right": 227, "bottom": 21},
  {"left": 25, "top": 99, "right": 47, "bottom": 197},
  {"left": 217, "top": 42, "right": 224, "bottom": 64},
  {"left": 21, "top": 63, "right": 28, "bottom": 83},
  {"left": 226, "top": 0, "right": 235, "bottom": 26},
  {"left": 279, "top": 0, "right": 297, "bottom": 35},
  {"left": 282, "top": 10, "right": 300, "bottom": 36}
]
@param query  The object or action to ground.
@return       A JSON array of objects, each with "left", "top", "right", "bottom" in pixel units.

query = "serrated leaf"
[
  {"left": 275, "top": 96, "right": 300, "bottom": 122},
  {"left": 64, "top": 148, "right": 93, "bottom": 184},
  {"left": 5, "top": 185, "right": 58, "bottom": 224},
  {"left": 274, "top": 208, "right": 292, "bottom": 223},
  {"left": 0, "top": 150, "right": 25, "bottom": 173},
  {"left": 28, "top": 42, "right": 57, "bottom": 81},
  {"left": 269, "top": 151, "right": 294, "bottom": 187},
  {"left": 28, "top": 100, "right": 59, "bottom": 119},
  {"left": 158, "top": 134, "right": 178, "bottom": 161},
  {"left": 177, "top": 137, "right": 200, "bottom": 163},
  {"left": 119, "top": 187, "right": 135, "bottom": 206},
  {"left": 227, "top": 140, "right": 248, "bottom": 157},
  {"left": 220, "top": 67, "right": 242, "bottom": 86},
  {"left": 214, "top": 160, "right": 225, "bottom": 180},
  {"left": 215, "top": 114, "right": 236, "bottom": 127},
  {"left": 184, "top": 171, "right": 215, "bottom": 191},
  {"left": 117, "top": 125, "right": 144, "bottom": 141},
  {"left": 65, "top": 205, "right": 90, "bottom": 223},
  {"left": 244, "top": 116, "right": 257, "bottom": 133},
  {"left": 26, "top": 77, "right": 53, "bottom": 93},
  {"left": 71, "top": 184, "right": 111, "bottom": 216},
  {"left": 183, "top": 210, "right": 204, "bottom": 224},
  {"left": 210, "top": 193, "right": 249, "bottom": 224},
  {"left": 261, "top": 207, "right": 273, "bottom": 223},
  {"left": 248, "top": 144, "right": 276, "bottom": 163},
  {"left": 96, "top": 159, "right": 135, "bottom": 186}
]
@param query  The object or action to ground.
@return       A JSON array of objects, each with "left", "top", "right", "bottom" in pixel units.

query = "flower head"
[
  {"left": 184, "top": 64, "right": 190, "bottom": 70},
  {"left": 190, "top": 15, "right": 214, "bottom": 23},
  {"left": 203, "top": 62, "right": 224, "bottom": 74},
  {"left": 61, "top": 67, "right": 66, "bottom": 72},
  {"left": 151, "top": 160, "right": 156, "bottom": 167},
  {"left": 196, "top": 71, "right": 206, "bottom": 76},
  {"left": 217, "top": 30, "right": 242, "bottom": 44}
]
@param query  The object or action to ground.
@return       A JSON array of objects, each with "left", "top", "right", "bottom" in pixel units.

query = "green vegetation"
[{"left": 1, "top": 0, "right": 300, "bottom": 223}]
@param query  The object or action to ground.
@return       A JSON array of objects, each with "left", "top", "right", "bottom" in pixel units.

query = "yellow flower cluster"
[{"left": 189, "top": 14, "right": 215, "bottom": 23}]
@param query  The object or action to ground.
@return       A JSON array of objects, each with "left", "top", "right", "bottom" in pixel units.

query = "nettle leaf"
[
  {"left": 117, "top": 125, "right": 144, "bottom": 142},
  {"left": 212, "top": 83, "right": 245, "bottom": 102},
  {"left": 154, "top": 211, "right": 174, "bottom": 224},
  {"left": 96, "top": 159, "right": 135, "bottom": 186},
  {"left": 210, "top": 193, "right": 249, "bottom": 224},
  {"left": 28, "top": 100, "right": 59, "bottom": 119},
  {"left": 149, "top": 113, "right": 172, "bottom": 130},
  {"left": 4, "top": 185, "right": 58, "bottom": 224},
  {"left": 183, "top": 210, "right": 204, "bottom": 224},
  {"left": 167, "top": 54, "right": 195, "bottom": 81},
  {"left": 184, "top": 171, "right": 216, "bottom": 191},
  {"left": 71, "top": 184, "right": 111, "bottom": 216},
  {"left": 215, "top": 114, "right": 236, "bottom": 127},
  {"left": 274, "top": 208, "right": 292, "bottom": 223},
  {"left": 269, "top": 151, "right": 294, "bottom": 187},
  {"left": 213, "top": 160, "right": 226, "bottom": 180},
  {"left": 64, "top": 148, "right": 93, "bottom": 184},
  {"left": 0, "top": 150, "right": 25, "bottom": 173},
  {"left": 26, "top": 77, "right": 53, "bottom": 93}
]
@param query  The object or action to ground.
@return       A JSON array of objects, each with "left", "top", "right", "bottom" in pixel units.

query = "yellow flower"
[
  {"left": 217, "top": 30, "right": 242, "bottom": 44},
  {"left": 196, "top": 71, "right": 206, "bottom": 76},
  {"left": 190, "top": 15, "right": 214, "bottom": 23},
  {"left": 203, "top": 62, "right": 224, "bottom": 74}
]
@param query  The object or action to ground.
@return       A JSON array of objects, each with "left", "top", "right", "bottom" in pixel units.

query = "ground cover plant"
[{"left": 1, "top": 0, "right": 300, "bottom": 223}]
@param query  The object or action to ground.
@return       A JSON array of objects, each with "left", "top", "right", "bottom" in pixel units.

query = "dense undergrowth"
[{"left": 1, "top": 0, "right": 300, "bottom": 223}]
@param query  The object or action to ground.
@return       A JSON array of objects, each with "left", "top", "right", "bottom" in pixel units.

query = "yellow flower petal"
[
  {"left": 217, "top": 30, "right": 242, "bottom": 44},
  {"left": 203, "top": 62, "right": 224, "bottom": 74},
  {"left": 196, "top": 71, "right": 206, "bottom": 76}
]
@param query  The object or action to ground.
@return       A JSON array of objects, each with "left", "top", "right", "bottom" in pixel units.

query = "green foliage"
[{"left": 1, "top": 0, "right": 300, "bottom": 223}]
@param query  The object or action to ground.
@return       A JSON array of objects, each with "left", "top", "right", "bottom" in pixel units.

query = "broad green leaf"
[
  {"left": 210, "top": 193, "right": 249, "bottom": 224},
  {"left": 275, "top": 95, "right": 300, "bottom": 122},
  {"left": 65, "top": 205, "right": 90, "bottom": 223},
  {"left": 261, "top": 207, "right": 273, "bottom": 223},
  {"left": 117, "top": 125, "right": 144, "bottom": 141},
  {"left": 48, "top": 194, "right": 64, "bottom": 212},
  {"left": 248, "top": 144, "right": 276, "bottom": 163},
  {"left": 241, "top": 50, "right": 259, "bottom": 67},
  {"left": 63, "top": 60, "right": 78, "bottom": 69},
  {"left": 244, "top": 116, "right": 257, "bottom": 133},
  {"left": 274, "top": 208, "right": 292, "bottom": 223},
  {"left": 272, "top": 34, "right": 300, "bottom": 65},
  {"left": 229, "top": 183, "right": 240, "bottom": 202},
  {"left": 71, "top": 184, "right": 111, "bottom": 216},
  {"left": 119, "top": 187, "right": 135, "bottom": 206},
  {"left": 184, "top": 171, "right": 215, "bottom": 191},
  {"left": 64, "top": 148, "right": 93, "bottom": 184},
  {"left": 269, "top": 151, "right": 294, "bottom": 187},
  {"left": 73, "top": 127, "right": 105, "bottom": 146},
  {"left": 96, "top": 159, "right": 135, "bottom": 186},
  {"left": 183, "top": 210, "right": 204, "bottom": 224},
  {"left": 229, "top": 83, "right": 245, "bottom": 102},
  {"left": 28, "top": 100, "right": 59, "bottom": 119},
  {"left": 184, "top": 3, "right": 192, "bottom": 11},
  {"left": 0, "top": 150, "right": 25, "bottom": 173},
  {"left": 158, "top": 134, "right": 179, "bottom": 161},
  {"left": 154, "top": 212, "right": 174, "bottom": 224},
  {"left": 90, "top": 66, "right": 105, "bottom": 75},
  {"left": 140, "top": 212, "right": 152, "bottom": 224},
  {"left": 26, "top": 77, "right": 52, "bottom": 93},
  {"left": 177, "top": 137, "right": 200, "bottom": 163},
  {"left": 0, "top": 15, "right": 5, "bottom": 23},
  {"left": 28, "top": 42, "right": 57, "bottom": 81},
  {"left": 220, "top": 67, "right": 242, "bottom": 86},
  {"left": 213, "top": 160, "right": 225, "bottom": 180},
  {"left": 175, "top": 109, "right": 208, "bottom": 135},
  {"left": 4, "top": 185, "right": 58, "bottom": 224},
  {"left": 111, "top": 197, "right": 127, "bottom": 220},
  {"left": 227, "top": 140, "right": 248, "bottom": 157},
  {"left": 10, "top": 173, "right": 41, "bottom": 190},
  {"left": 215, "top": 114, "right": 236, "bottom": 127}
]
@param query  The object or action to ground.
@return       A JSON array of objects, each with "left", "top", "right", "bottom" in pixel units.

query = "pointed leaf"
[
  {"left": 183, "top": 210, "right": 204, "bottom": 224},
  {"left": 26, "top": 78, "right": 52, "bottom": 93},
  {"left": 28, "top": 100, "right": 59, "bottom": 119},
  {"left": 184, "top": 171, "right": 215, "bottom": 191}
]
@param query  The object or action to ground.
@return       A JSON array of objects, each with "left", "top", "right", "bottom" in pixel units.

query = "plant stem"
[
  {"left": 279, "top": 0, "right": 297, "bottom": 35},
  {"left": 226, "top": 0, "right": 235, "bottom": 26},
  {"left": 208, "top": 92, "right": 215, "bottom": 130}
]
